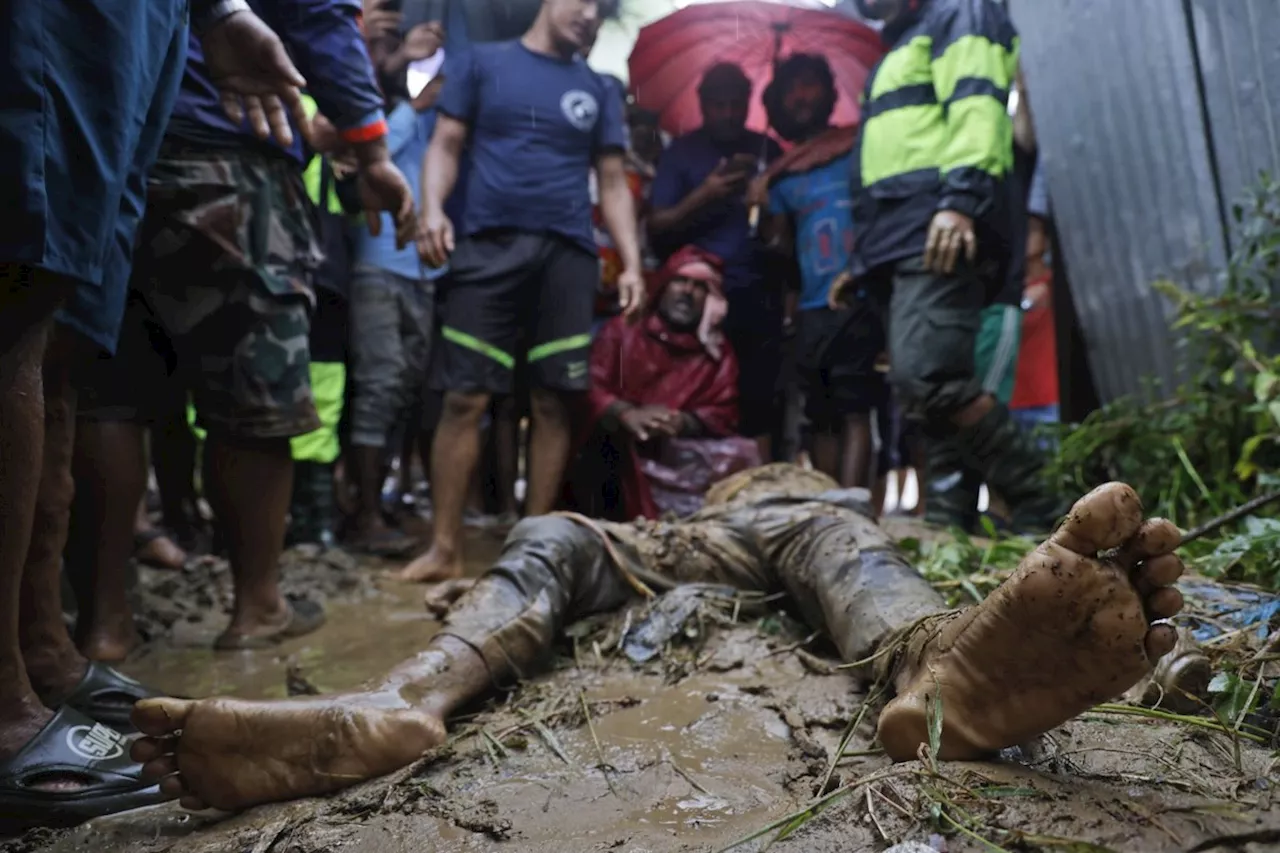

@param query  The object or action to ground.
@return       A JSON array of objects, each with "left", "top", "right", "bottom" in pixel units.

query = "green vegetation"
[{"left": 1049, "top": 174, "right": 1280, "bottom": 586}]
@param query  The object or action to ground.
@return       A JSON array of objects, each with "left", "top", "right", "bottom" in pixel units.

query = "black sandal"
[
  {"left": 0, "top": 707, "right": 166, "bottom": 832},
  {"left": 62, "top": 663, "right": 164, "bottom": 731}
]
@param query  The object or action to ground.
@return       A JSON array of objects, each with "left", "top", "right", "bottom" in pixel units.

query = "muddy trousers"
[
  {"left": 438, "top": 497, "right": 948, "bottom": 687},
  {"left": 872, "top": 257, "right": 1059, "bottom": 529}
]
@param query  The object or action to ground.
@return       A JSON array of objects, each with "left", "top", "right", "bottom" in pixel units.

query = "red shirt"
[{"left": 1011, "top": 271, "right": 1060, "bottom": 409}]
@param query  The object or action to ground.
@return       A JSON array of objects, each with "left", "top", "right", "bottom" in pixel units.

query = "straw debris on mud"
[{"left": 18, "top": 530, "right": 1280, "bottom": 853}]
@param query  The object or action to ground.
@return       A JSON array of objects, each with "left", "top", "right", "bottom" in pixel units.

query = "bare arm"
[
  {"left": 422, "top": 113, "right": 467, "bottom": 217},
  {"left": 595, "top": 154, "right": 642, "bottom": 275},
  {"left": 648, "top": 183, "right": 713, "bottom": 237}
]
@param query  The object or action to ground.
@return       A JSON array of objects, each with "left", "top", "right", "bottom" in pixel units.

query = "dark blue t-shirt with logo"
[{"left": 438, "top": 40, "right": 626, "bottom": 255}]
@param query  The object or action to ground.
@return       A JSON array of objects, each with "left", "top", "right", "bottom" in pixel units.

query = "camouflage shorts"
[{"left": 122, "top": 142, "right": 325, "bottom": 439}]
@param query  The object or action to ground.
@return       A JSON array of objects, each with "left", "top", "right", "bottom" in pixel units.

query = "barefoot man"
[{"left": 130, "top": 465, "right": 1189, "bottom": 812}]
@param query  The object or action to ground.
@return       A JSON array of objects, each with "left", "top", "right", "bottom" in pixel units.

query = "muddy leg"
[
  {"left": 20, "top": 325, "right": 96, "bottom": 706},
  {"left": 132, "top": 514, "right": 640, "bottom": 811},
  {"left": 203, "top": 436, "right": 309, "bottom": 648},
  {"left": 0, "top": 266, "right": 69, "bottom": 760},
  {"left": 750, "top": 505, "right": 949, "bottom": 665},
  {"left": 395, "top": 390, "right": 487, "bottom": 583},
  {"left": 68, "top": 419, "right": 149, "bottom": 662}
]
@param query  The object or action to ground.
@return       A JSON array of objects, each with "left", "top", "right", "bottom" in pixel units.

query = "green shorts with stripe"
[
  {"left": 430, "top": 230, "right": 597, "bottom": 395},
  {"left": 973, "top": 303, "right": 1022, "bottom": 406}
]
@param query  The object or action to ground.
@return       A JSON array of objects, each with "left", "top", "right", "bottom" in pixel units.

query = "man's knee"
[
  {"left": 0, "top": 267, "right": 74, "bottom": 365},
  {"left": 528, "top": 387, "right": 570, "bottom": 427},
  {"left": 888, "top": 316, "right": 983, "bottom": 423},
  {"left": 440, "top": 390, "right": 490, "bottom": 426},
  {"left": 507, "top": 515, "right": 592, "bottom": 552}
]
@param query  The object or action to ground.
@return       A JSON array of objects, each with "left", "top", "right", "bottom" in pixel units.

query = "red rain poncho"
[{"left": 584, "top": 248, "right": 743, "bottom": 519}]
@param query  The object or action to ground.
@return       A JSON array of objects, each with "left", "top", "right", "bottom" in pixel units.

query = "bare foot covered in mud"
[
  {"left": 423, "top": 578, "right": 476, "bottom": 618},
  {"left": 131, "top": 694, "right": 446, "bottom": 812},
  {"left": 390, "top": 545, "right": 463, "bottom": 584},
  {"left": 877, "top": 482, "right": 1186, "bottom": 762}
]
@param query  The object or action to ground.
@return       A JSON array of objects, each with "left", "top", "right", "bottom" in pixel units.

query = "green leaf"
[
  {"left": 1254, "top": 371, "right": 1279, "bottom": 402},
  {"left": 927, "top": 671, "right": 944, "bottom": 762}
]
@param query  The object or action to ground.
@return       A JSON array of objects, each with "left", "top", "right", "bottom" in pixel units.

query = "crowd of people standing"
[{"left": 0, "top": 0, "right": 1066, "bottom": 826}]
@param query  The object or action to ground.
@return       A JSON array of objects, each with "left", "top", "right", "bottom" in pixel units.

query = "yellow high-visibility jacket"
[{"left": 850, "top": 0, "right": 1019, "bottom": 277}]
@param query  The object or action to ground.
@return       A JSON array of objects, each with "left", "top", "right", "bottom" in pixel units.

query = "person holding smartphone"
[{"left": 648, "top": 64, "right": 784, "bottom": 462}]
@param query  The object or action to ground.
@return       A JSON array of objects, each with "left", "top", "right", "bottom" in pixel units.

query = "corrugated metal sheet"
[
  {"left": 1190, "top": 0, "right": 1280, "bottom": 243},
  {"left": 1012, "top": 0, "right": 1229, "bottom": 403}
]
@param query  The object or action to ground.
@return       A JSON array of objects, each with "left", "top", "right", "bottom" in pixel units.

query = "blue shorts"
[{"left": 0, "top": 0, "right": 188, "bottom": 352}]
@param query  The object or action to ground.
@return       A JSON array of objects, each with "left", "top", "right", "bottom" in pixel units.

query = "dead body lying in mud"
[{"left": 125, "top": 464, "right": 1201, "bottom": 817}]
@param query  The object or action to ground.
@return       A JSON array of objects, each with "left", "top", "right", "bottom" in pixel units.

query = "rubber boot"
[
  {"left": 922, "top": 431, "right": 980, "bottom": 533},
  {"left": 954, "top": 404, "right": 1066, "bottom": 534},
  {"left": 288, "top": 461, "right": 317, "bottom": 546},
  {"left": 310, "top": 462, "right": 337, "bottom": 549}
]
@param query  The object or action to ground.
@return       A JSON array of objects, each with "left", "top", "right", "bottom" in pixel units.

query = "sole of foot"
[
  {"left": 131, "top": 695, "right": 446, "bottom": 812},
  {"left": 876, "top": 482, "right": 1185, "bottom": 761}
]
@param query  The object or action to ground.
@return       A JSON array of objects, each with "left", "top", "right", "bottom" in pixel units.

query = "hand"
[
  {"left": 827, "top": 270, "right": 855, "bottom": 310},
  {"left": 418, "top": 207, "right": 455, "bottom": 268},
  {"left": 356, "top": 157, "right": 417, "bottom": 250},
  {"left": 620, "top": 406, "right": 681, "bottom": 442},
  {"left": 401, "top": 21, "right": 445, "bottom": 62},
  {"left": 362, "top": 0, "right": 403, "bottom": 41},
  {"left": 617, "top": 268, "right": 646, "bottom": 322},
  {"left": 330, "top": 153, "right": 359, "bottom": 179},
  {"left": 1023, "top": 279, "right": 1051, "bottom": 311},
  {"left": 200, "top": 11, "right": 308, "bottom": 146},
  {"left": 924, "top": 210, "right": 977, "bottom": 274},
  {"left": 745, "top": 175, "right": 770, "bottom": 210},
  {"left": 306, "top": 113, "right": 342, "bottom": 154},
  {"left": 698, "top": 160, "right": 750, "bottom": 202}
]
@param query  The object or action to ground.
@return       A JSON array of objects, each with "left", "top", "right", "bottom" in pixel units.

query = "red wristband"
[{"left": 340, "top": 119, "right": 388, "bottom": 144}]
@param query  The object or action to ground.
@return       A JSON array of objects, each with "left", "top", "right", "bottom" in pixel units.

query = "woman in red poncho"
[{"left": 569, "top": 247, "right": 760, "bottom": 520}]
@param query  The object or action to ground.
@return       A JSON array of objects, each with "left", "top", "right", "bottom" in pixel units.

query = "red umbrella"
[{"left": 628, "top": 1, "right": 886, "bottom": 139}]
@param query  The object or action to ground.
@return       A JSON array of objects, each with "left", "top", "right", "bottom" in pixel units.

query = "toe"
[
  {"left": 179, "top": 795, "right": 210, "bottom": 811},
  {"left": 1117, "top": 519, "right": 1182, "bottom": 568},
  {"left": 1051, "top": 482, "right": 1144, "bottom": 555},
  {"left": 1133, "top": 553, "right": 1184, "bottom": 592},
  {"left": 141, "top": 755, "right": 178, "bottom": 783},
  {"left": 130, "top": 736, "right": 172, "bottom": 763},
  {"left": 1145, "top": 586, "right": 1184, "bottom": 621},
  {"left": 132, "top": 697, "right": 193, "bottom": 736},
  {"left": 1144, "top": 623, "right": 1178, "bottom": 659},
  {"left": 159, "top": 773, "right": 189, "bottom": 798}
]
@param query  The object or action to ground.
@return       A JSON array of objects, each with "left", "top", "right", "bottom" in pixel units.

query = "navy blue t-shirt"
[
  {"left": 438, "top": 40, "right": 626, "bottom": 255},
  {"left": 649, "top": 128, "right": 782, "bottom": 293}
]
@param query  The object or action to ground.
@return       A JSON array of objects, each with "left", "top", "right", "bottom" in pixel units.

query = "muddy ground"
[{"left": 10, "top": 521, "right": 1280, "bottom": 853}]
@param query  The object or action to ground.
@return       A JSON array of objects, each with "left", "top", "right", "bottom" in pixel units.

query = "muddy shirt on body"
[{"left": 438, "top": 40, "right": 626, "bottom": 256}]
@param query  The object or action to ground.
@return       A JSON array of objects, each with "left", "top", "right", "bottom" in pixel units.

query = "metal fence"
[{"left": 1012, "top": 0, "right": 1279, "bottom": 404}]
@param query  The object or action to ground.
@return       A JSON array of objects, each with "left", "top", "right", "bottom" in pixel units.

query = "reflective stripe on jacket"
[{"left": 850, "top": 0, "right": 1019, "bottom": 277}]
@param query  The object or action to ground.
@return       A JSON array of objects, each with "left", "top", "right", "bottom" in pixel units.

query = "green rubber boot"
[
  {"left": 922, "top": 431, "right": 981, "bottom": 533},
  {"left": 955, "top": 404, "right": 1066, "bottom": 535}
]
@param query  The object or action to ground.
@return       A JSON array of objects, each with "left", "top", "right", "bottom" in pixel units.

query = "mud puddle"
[{"left": 16, "top": 524, "right": 1280, "bottom": 853}]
